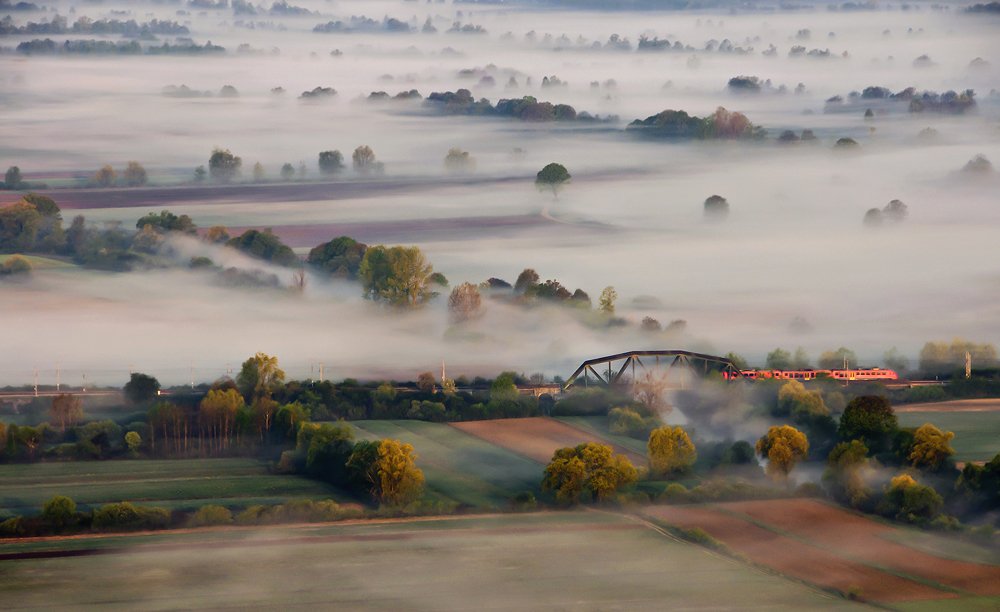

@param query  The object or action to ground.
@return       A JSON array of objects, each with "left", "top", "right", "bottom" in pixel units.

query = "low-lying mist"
[{"left": 1, "top": 0, "right": 998, "bottom": 386}]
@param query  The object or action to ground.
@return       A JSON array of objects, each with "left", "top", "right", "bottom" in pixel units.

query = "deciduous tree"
[
  {"left": 908, "top": 423, "right": 955, "bottom": 471},
  {"left": 647, "top": 426, "right": 697, "bottom": 477},
  {"left": 319, "top": 150, "right": 344, "bottom": 174},
  {"left": 542, "top": 443, "right": 637, "bottom": 504},
  {"left": 376, "top": 439, "right": 425, "bottom": 506},
  {"left": 93, "top": 165, "right": 116, "bottom": 187},
  {"left": 838, "top": 395, "right": 897, "bottom": 453},
  {"left": 123, "top": 161, "right": 147, "bottom": 187},
  {"left": 50, "top": 394, "right": 83, "bottom": 432},
  {"left": 236, "top": 352, "right": 285, "bottom": 400},
  {"left": 208, "top": 148, "right": 242, "bottom": 182},
  {"left": 598, "top": 286, "right": 617, "bottom": 314},
  {"left": 535, "top": 162, "right": 570, "bottom": 198},
  {"left": 448, "top": 282, "right": 483, "bottom": 322},
  {"left": 124, "top": 372, "right": 160, "bottom": 405},
  {"left": 756, "top": 425, "right": 809, "bottom": 479}
]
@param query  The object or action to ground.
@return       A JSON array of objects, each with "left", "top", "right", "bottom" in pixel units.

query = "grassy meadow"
[
  {"left": 0, "top": 458, "right": 347, "bottom": 518},
  {"left": 897, "top": 411, "right": 1000, "bottom": 463},
  {"left": 349, "top": 420, "right": 544, "bottom": 509}
]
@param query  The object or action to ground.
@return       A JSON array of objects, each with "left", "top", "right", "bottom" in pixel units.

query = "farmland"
[
  {"left": 642, "top": 499, "right": 1000, "bottom": 607},
  {"left": 0, "top": 459, "right": 347, "bottom": 518},
  {"left": 896, "top": 409, "right": 1000, "bottom": 463},
  {"left": 451, "top": 416, "right": 647, "bottom": 465},
  {"left": 0, "top": 511, "right": 862, "bottom": 610},
  {"left": 348, "top": 420, "right": 544, "bottom": 509}
]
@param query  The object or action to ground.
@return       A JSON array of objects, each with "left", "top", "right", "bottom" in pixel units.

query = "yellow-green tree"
[
  {"left": 647, "top": 426, "right": 697, "bottom": 477},
  {"left": 236, "top": 352, "right": 286, "bottom": 400},
  {"left": 908, "top": 423, "right": 955, "bottom": 470},
  {"left": 542, "top": 443, "right": 637, "bottom": 504},
  {"left": 756, "top": 425, "right": 809, "bottom": 479},
  {"left": 199, "top": 388, "right": 245, "bottom": 452},
  {"left": 376, "top": 439, "right": 425, "bottom": 506},
  {"left": 777, "top": 380, "right": 828, "bottom": 419}
]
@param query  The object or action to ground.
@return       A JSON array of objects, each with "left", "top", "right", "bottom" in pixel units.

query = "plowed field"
[{"left": 451, "top": 417, "right": 646, "bottom": 465}]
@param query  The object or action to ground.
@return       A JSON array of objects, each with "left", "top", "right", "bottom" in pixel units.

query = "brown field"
[
  {"left": 896, "top": 399, "right": 1000, "bottom": 413},
  {"left": 450, "top": 417, "right": 646, "bottom": 466},
  {"left": 723, "top": 499, "right": 1000, "bottom": 596},
  {"left": 642, "top": 503, "right": 955, "bottom": 603}
]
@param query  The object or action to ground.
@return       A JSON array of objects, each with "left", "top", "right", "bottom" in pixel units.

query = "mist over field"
[{"left": 2, "top": 0, "right": 999, "bottom": 386}]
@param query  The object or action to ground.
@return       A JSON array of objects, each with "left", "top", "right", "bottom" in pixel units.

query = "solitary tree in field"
[
  {"left": 598, "top": 286, "right": 617, "bottom": 314},
  {"left": 252, "top": 162, "right": 265, "bottom": 182},
  {"left": 448, "top": 282, "right": 483, "bottom": 322},
  {"left": 208, "top": 148, "right": 242, "bottom": 182},
  {"left": 4, "top": 166, "right": 23, "bottom": 188},
  {"left": 93, "top": 165, "right": 116, "bottom": 187},
  {"left": 376, "top": 439, "right": 425, "bottom": 506},
  {"left": 123, "top": 161, "right": 148, "bottom": 187},
  {"left": 352, "top": 145, "right": 376, "bottom": 174},
  {"left": 703, "top": 194, "right": 729, "bottom": 219},
  {"left": 542, "top": 443, "right": 637, "bottom": 504},
  {"left": 444, "top": 148, "right": 475, "bottom": 173},
  {"left": 318, "top": 150, "right": 344, "bottom": 175},
  {"left": 647, "top": 426, "right": 697, "bottom": 477},
  {"left": 535, "top": 162, "right": 570, "bottom": 198},
  {"left": 756, "top": 425, "right": 809, "bottom": 479},
  {"left": 280, "top": 163, "right": 295, "bottom": 181}
]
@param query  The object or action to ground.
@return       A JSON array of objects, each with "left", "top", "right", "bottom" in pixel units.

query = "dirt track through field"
[
  {"left": 895, "top": 399, "right": 1000, "bottom": 413},
  {"left": 450, "top": 417, "right": 646, "bottom": 466},
  {"left": 642, "top": 504, "right": 957, "bottom": 603},
  {"left": 722, "top": 499, "right": 1000, "bottom": 596}
]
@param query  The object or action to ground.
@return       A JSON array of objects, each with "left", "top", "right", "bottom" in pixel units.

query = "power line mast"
[{"left": 966, "top": 351, "right": 972, "bottom": 379}]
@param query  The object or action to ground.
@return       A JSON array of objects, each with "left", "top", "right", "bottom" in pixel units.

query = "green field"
[
  {"left": 349, "top": 420, "right": 543, "bottom": 509},
  {"left": 0, "top": 458, "right": 348, "bottom": 518},
  {"left": 897, "top": 411, "right": 1000, "bottom": 463},
  {"left": 0, "top": 512, "right": 863, "bottom": 610}
]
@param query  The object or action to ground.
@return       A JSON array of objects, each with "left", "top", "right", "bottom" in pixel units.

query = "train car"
[{"left": 725, "top": 368, "right": 898, "bottom": 381}]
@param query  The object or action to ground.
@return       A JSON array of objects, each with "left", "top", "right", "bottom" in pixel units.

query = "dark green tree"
[
  {"left": 838, "top": 395, "right": 898, "bottom": 455},
  {"left": 318, "top": 150, "right": 344, "bottom": 175},
  {"left": 124, "top": 373, "right": 161, "bottom": 405},
  {"left": 307, "top": 236, "right": 367, "bottom": 277},
  {"left": 208, "top": 148, "right": 242, "bottom": 182},
  {"left": 535, "top": 163, "right": 571, "bottom": 198}
]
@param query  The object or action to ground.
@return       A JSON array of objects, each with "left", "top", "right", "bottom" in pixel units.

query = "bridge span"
[{"left": 563, "top": 350, "right": 744, "bottom": 392}]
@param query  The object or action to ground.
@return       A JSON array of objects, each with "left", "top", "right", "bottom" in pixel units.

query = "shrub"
[
  {"left": 235, "top": 500, "right": 357, "bottom": 525},
  {"left": 91, "top": 502, "right": 171, "bottom": 531},
  {"left": 41, "top": 495, "right": 77, "bottom": 530},
  {"left": 661, "top": 482, "right": 689, "bottom": 503},
  {"left": 189, "top": 505, "right": 233, "bottom": 527},
  {"left": 0, "top": 516, "right": 24, "bottom": 537},
  {"left": 510, "top": 491, "right": 537, "bottom": 512}
]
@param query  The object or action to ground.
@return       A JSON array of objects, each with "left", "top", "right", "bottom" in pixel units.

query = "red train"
[{"left": 725, "top": 368, "right": 898, "bottom": 381}]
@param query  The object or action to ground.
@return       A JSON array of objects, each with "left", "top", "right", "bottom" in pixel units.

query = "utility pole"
[
  {"left": 319, "top": 362, "right": 325, "bottom": 383},
  {"left": 33, "top": 369, "right": 38, "bottom": 397},
  {"left": 56, "top": 364, "right": 61, "bottom": 392},
  {"left": 965, "top": 351, "right": 972, "bottom": 379},
  {"left": 190, "top": 364, "right": 195, "bottom": 390},
  {"left": 82, "top": 373, "right": 87, "bottom": 393}
]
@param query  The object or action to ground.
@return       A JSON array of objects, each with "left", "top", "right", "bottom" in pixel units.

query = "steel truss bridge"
[{"left": 563, "top": 350, "right": 745, "bottom": 391}]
